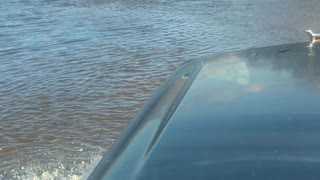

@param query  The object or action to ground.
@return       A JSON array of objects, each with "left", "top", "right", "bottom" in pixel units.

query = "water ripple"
[{"left": 1, "top": 0, "right": 320, "bottom": 178}]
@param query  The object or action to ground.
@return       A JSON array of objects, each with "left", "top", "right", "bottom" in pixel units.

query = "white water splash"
[{"left": 2, "top": 154, "right": 103, "bottom": 180}]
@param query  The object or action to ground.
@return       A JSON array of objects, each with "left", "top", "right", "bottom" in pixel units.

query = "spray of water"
[{"left": 1, "top": 152, "right": 103, "bottom": 180}]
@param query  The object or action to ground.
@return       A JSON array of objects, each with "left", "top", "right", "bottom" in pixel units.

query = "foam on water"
[{"left": 1, "top": 154, "right": 103, "bottom": 180}]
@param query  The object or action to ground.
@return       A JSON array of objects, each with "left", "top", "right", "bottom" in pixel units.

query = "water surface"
[{"left": 1, "top": 0, "right": 320, "bottom": 179}]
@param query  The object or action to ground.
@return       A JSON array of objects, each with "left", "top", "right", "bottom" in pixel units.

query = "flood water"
[{"left": 1, "top": 0, "right": 320, "bottom": 179}]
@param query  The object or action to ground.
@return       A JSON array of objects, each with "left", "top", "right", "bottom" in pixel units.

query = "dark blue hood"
[{"left": 89, "top": 42, "right": 320, "bottom": 180}]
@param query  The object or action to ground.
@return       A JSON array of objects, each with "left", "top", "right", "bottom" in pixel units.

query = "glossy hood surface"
[{"left": 89, "top": 42, "right": 320, "bottom": 180}]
